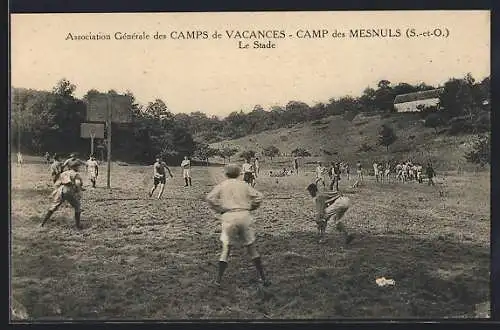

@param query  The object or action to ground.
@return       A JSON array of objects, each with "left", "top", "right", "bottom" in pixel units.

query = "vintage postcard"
[{"left": 10, "top": 11, "right": 491, "bottom": 321}]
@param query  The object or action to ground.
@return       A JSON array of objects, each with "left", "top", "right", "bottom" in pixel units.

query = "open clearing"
[{"left": 10, "top": 159, "right": 490, "bottom": 320}]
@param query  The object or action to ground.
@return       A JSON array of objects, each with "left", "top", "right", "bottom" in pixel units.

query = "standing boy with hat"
[{"left": 206, "top": 164, "right": 269, "bottom": 287}]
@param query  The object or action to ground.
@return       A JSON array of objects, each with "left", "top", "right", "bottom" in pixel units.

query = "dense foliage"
[{"left": 11, "top": 73, "right": 490, "bottom": 164}]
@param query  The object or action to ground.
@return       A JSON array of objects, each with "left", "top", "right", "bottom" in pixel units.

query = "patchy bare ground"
[{"left": 10, "top": 159, "right": 490, "bottom": 320}]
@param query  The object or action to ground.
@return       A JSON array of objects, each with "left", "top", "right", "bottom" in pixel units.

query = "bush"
[
  {"left": 474, "top": 112, "right": 491, "bottom": 132},
  {"left": 424, "top": 113, "right": 444, "bottom": 133},
  {"left": 464, "top": 134, "right": 490, "bottom": 166}
]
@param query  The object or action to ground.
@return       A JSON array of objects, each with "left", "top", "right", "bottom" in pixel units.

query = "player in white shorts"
[
  {"left": 307, "top": 182, "right": 352, "bottom": 244},
  {"left": 206, "top": 164, "right": 269, "bottom": 287},
  {"left": 181, "top": 156, "right": 192, "bottom": 187},
  {"left": 86, "top": 155, "right": 99, "bottom": 188}
]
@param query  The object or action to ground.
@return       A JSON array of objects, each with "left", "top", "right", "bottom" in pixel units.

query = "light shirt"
[
  {"left": 316, "top": 166, "right": 325, "bottom": 177},
  {"left": 242, "top": 163, "right": 253, "bottom": 173},
  {"left": 206, "top": 178, "right": 263, "bottom": 214},
  {"left": 313, "top": 191, "right": 342, "bottom": 221},
  {"left": 181, "top": 159, "right": 191, "bottom": 169},
  {"left": 87, "top": 159, "right": 99, "bottom": 175},
  {"left": 56, "top": 169, "right": 81, "bottom": 186}
]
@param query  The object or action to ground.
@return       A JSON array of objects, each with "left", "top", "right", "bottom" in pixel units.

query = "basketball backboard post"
[
  {"left": 80, "top": 122, "right": 105, "bottom": 160},
  {"left": 106, "top": 95, "right": 112, "bottom": 189},
  {"left": 90, "top": 131, "right": 95, "bottom": 156},
  {"left": 86, "top": 93, "right": 132, "bottom": 189}
]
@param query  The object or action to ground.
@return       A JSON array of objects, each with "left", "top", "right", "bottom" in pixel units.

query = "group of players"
[
  {"left": 35, "top": 152, "right": 353, "bottom": 287},
  {"left": 314, "top": 159, "right": 437, "bottom": 191},
  {"left": 40, "top": 153, "right": 194, "bottom": 228}
]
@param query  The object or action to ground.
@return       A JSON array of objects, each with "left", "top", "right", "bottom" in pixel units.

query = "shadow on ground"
[{"left": 11, "top": 229, "right": 489, "bottom": 320}]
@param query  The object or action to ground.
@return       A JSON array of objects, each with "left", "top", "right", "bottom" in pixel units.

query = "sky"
[{"left": 11, "top": 11, "right": 490, "bottom": 117}]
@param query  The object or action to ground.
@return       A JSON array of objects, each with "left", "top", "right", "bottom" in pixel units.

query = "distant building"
[{"left": 393, "top": 88, "right": 444, "bottom": 113}]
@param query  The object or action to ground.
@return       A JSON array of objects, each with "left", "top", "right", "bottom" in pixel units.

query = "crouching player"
[
  {"left": 41, "top": 165, "right": 85, "bottom": 229},
  {"left": 306, "top": 182, "right": 353, "bottom": 244},
  {"left": 206, "top": 164, "right": 269, "bottom": 287}
]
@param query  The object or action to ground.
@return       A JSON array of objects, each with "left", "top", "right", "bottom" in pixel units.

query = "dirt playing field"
[{"left": 10, "top": 158, "right": 490, "bottom": 320}]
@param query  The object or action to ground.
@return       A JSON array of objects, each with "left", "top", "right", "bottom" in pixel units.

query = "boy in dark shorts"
[{"left": 149, "top": 158, "right": 173, "bottom": 199}]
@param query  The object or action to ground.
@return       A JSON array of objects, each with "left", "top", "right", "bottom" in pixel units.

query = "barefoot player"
[{"left": 205, "top": 164, "right": 269, "bottom": 287}]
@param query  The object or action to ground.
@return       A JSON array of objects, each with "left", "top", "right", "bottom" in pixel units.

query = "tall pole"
[
  {"left": 106, "top": 95, "right": 112, "bottom": 189},
  {"left": 16, "top": 94, "right": 21, "bottom": 154},
  {"left": 90, "top": 135, "right": 95, "bottom": 156}
]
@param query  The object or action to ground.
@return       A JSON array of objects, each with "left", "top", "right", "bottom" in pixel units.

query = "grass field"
[{"left": 10, "top": 158, "right": 490, "bottom": 320}]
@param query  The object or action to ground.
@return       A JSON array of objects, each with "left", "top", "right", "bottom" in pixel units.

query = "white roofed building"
[{"left": 393, "top": 88, "right": 444, "bottom": 113}]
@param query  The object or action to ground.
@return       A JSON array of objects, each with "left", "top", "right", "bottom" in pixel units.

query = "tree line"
[{"left": 10, "top": 73, "right": 490, "bottom": 165}]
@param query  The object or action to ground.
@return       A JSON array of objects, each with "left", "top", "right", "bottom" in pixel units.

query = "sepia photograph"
[{"left": 9, "top": 10, "right": 491, "bottom": 320}]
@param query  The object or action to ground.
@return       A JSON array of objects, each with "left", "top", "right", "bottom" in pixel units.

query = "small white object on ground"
[{"left": 376, "top": 277, "right": 395, "bottom": 287}]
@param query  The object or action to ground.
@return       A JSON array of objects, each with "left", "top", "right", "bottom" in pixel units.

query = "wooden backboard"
[
  {"left": 86, "top": 94, "right": 133, "bottom": 123},
  {"left": 81, "top": 122, "right": 105, "bottom": 139}
]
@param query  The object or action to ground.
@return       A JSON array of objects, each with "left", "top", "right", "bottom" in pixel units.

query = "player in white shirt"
[
  {"left": 181, "top": 156, "right": 192, "bottom": 187},
  {"left": 315, "top": 162, "right": 327, "bottom": 188},
  {"left": 86, "top": 155, "right": 99, "bottom": 188},
  {"left": 206, "top": 164, "right": 269, "bottom": 287}
]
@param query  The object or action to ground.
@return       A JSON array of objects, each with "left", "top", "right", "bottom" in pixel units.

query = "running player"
[
  {"left": 181, "top": 156, "right": 192, "bottom": 187},
  {"left": 205, "top": 164, "right": 269, "bottom": 287},
  {"left": 306, "top": 182, "right": 353, "bottom": 244},
  {"left": 41, "top": 162, "right": 85, "bottom": 229},
  {"left": 86, "top": 155, "right": 99, "bottom": 188},
  {"left": 149, "top": 158, "right": 173, "bottom": 199}
]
